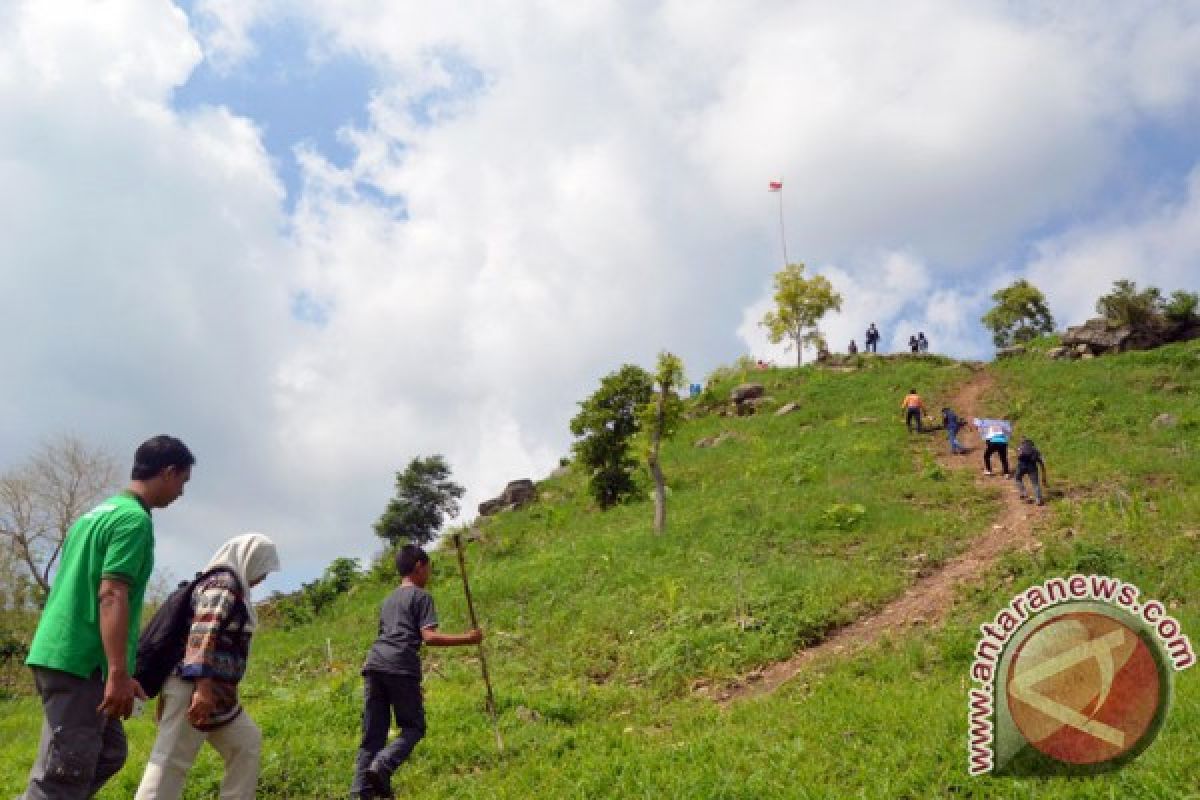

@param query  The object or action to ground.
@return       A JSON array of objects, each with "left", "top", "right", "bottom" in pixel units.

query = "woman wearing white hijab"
[{"left": 135, "top": 532, "right": 280, "bottom": 800}]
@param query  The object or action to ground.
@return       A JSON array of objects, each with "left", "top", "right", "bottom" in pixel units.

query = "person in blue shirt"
[{"left": 941, "top": 407, "right": 966, "bottom": 455}]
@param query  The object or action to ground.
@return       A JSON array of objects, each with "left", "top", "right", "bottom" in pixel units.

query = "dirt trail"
[{"left": 707, "top": 368, "right": 1043, "bottom": 705}]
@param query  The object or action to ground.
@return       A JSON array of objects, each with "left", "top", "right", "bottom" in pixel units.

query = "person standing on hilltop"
[
  {"left": 918, "top": 332, "right": 929, "bottom": 352},
  {"left": 352, "top": 545, "right": 483, "bottom": 800},
  {"left": 901, "top": 388, "right": 924, "bottom": 433},
  {"left": 908, "top": 334, "right": 919, "bottom": 353},
  {"left": 848, "top": 339, "right": 859, "bottom": 355},
  {"left": 865, "top": 323, "right": 880, "bottom": 352},
  {"left": 22, "top": 436, "right": 194, "bottom": 800}
]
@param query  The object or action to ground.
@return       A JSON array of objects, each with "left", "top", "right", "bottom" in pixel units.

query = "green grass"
[{"left": 2, "top": 347, "right": 1198, "bottom": 798}]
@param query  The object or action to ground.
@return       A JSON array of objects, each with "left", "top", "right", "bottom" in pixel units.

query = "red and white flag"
[{"left": 768, "top": 180, "right": 783, "bottom": 192}]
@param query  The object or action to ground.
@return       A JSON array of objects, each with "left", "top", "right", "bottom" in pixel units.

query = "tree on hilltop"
[
  {"left": 982, "top": 279, "right": 1056, "bottom": 347},
  {"left": 761, "top": 263, "right": 843, "bottom": 366},
  {"left": 1095, "top": 280, "right": 1164, "bottom": 329}
]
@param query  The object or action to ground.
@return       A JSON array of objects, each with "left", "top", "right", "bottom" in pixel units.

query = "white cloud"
[{"left": 1025, "top": 166, "right": 1200, "bottom": 327}]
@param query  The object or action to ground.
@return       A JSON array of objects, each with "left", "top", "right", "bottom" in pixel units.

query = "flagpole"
[{"left": 777, "top": 182, "right": 789, "bottom": 267}]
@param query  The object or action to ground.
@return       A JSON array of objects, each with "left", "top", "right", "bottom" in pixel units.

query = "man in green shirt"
[{"left": 23, "top": 435, "right": 195, "bottom": 800}]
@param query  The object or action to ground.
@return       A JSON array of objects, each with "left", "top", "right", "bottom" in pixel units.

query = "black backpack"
[
  {"left": 1017, "top": 439, "right": 1040, "bottom": 464},
  {"left": 134, "top": 566, "right": 246, "bottom": 698}
]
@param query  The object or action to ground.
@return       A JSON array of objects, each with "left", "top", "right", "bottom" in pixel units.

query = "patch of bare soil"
[{"left": 703, "top": 369, "right": 1045, "bottom": 705}]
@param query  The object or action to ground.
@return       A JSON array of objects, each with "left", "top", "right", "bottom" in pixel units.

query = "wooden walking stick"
[{"left": 453, "top": 533, "right": 504, "bottom": 752}]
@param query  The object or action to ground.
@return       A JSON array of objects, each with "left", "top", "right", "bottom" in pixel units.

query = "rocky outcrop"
[
  {"left": 478, "top": 479, "right": 537, "bottom": 516},
  {"left": 996, "top": 345, "right": 1027, "bottom": 359},
  {"left": 1050, "top": 316, "right": 1200, "bottom": 359}
]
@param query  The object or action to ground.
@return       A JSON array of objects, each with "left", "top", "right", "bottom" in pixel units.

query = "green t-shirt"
[{"left": 26, "top": 491, "right": 154, "bottom": 679}]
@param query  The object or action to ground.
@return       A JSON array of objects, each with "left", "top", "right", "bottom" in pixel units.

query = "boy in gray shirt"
[{"left": 352, "top": 545, "right": 483, "bottom": 799}]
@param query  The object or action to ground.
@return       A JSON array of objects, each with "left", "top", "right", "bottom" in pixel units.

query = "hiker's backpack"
[
  {"left": 134, "top": 567, "right": 246, "bottom": 698},
  {"left": 1017, "top": 439, "right": 1040, "bottom": 464}
]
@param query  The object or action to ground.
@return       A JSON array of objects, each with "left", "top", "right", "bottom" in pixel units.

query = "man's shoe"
[
  {"left": 983, "top": 470, "right": 993, "bottom": 476},
  {"left": 364, "top": 767, "right": 395, "bottom": 800}
]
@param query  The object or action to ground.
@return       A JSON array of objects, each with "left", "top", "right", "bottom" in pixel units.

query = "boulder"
[
  {"left": 1046, "top": 346, "right": 1069, "bottom": 359},
  {"left": 996, "top": 345, "right": 1026, "bottom": 359},
  {"left": 1152, "top": 413, "right": 1178, "bottom": 428},
  {"left": 477, "top": 496, "right": 506, "bottom": 516},
  {"left": 477, "top": 479, "right": 537, "bottom": 516},
  {"left": 730, "top": 383, "right": 765, "bottom": 403},
  {"left": 775, "top": 402, "right": 800, "bottom": 416}
]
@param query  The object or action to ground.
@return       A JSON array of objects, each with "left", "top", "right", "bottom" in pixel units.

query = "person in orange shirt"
[{"left": 902, "top": 388, "right": 923, "bottom": 432}]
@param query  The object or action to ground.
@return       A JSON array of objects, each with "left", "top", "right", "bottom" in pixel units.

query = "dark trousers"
[
  {"left": 1015, "top": 463, "right": 1042, "bottom": 502},
  {"left": 866, "top": 338, "right": 877, "bottom": 353},
  {"left": 23, "top": 667, "right": 127, "bottom": 800},
  {"left": 352, "top": 671, "right": 426, "bottom": 793},
  {"left": 905, "top": 408, "right": 922, "bottom": 433},
  {"left": 984, "top": 441, "right": 1010, "bottom": 475}
]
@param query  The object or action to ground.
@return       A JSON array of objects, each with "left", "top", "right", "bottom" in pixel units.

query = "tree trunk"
[{"left": 650, "top": 391, "right": 666, "bottom": 534}]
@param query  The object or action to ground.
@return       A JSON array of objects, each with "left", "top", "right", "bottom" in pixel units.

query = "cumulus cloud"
[
  {"left": 1025, "top": 166, "right": 1200, "bottom": 327},
  {"left": 0, "top": 0, "right": 297, "bottom": 583},
  {"left": 3, "top": 0, "right": 1200, "bottom": 590}
]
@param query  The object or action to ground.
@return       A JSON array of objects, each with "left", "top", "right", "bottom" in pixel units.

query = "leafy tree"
[
  {"left": 1095, "top": 280, "right": 1163, "bottom": 328},
  {"left": 761, "top": 263, "right": 843, "bottom": 366},
  {"left": 570, "top": 364, "right": 654, "bottom": 509},
  {"left": 981, "top": 279, "right": 1056, "bottom": 347},
  {"left": 0, "top": 435, "right": 119, "bottom": 599},
  {"left": 641, "top": 352, "right": 685, "bottom": 534},
  {"left": 1164, "top": 289, "right": 1199, "bottom": 324},
  {"left": 374, "top": 455, "right": 465, "bottom": 546}
]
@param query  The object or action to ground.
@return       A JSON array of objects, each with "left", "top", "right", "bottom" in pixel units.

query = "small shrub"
[{"left": 822, "top": 503, "right": 867, "bottom": 530}]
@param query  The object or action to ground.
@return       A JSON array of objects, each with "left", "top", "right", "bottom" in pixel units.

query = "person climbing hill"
[
  {"left": 972, "top": 417, "right": 1013, "bottom": 477},
  {"left": 902, "top": 389, "right": 924, "bottom": 433},
  {"left": 1014, "top": 437, "right": 1048, "bottom": 505},
  {"left": 941, "top": 407, "right": 965, "bottom": 454}
]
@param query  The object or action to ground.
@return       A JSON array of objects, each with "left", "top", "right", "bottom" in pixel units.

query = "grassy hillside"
[{"left": 2, "top": 346, "right": 1198, "bottom": 798}]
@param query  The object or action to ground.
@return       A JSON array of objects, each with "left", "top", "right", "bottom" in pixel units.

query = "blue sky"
[{"left": 172, "top": 15, "right": 375, "bottom": 207}]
